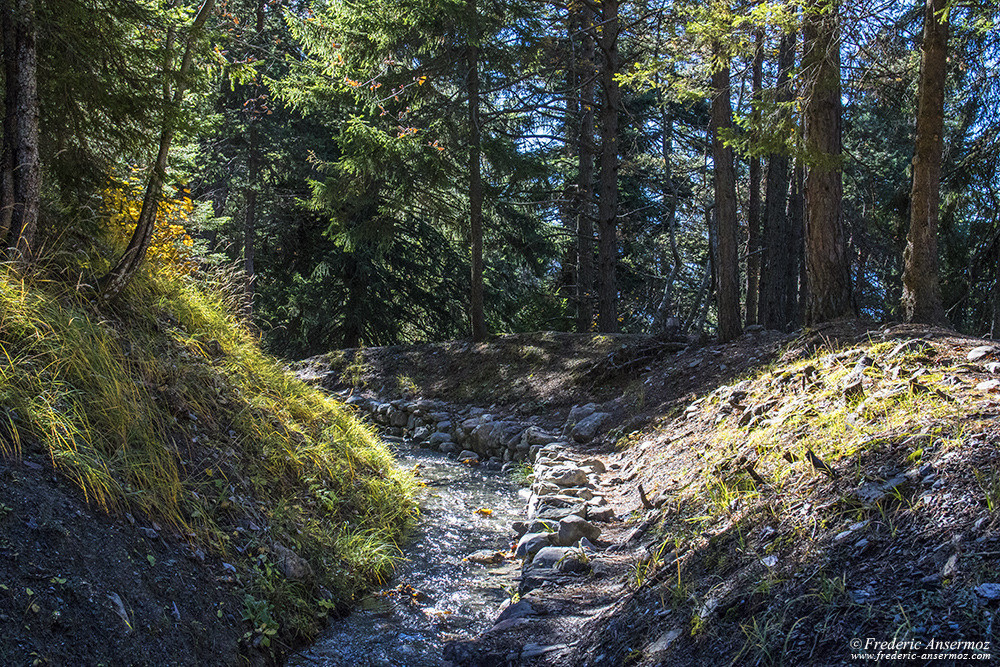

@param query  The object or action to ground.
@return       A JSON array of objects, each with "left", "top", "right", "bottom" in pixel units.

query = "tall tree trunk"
[
  {"left": 785, "top": 158, "right": 804, "bottom": 327},
  {"left": 710, "top": 43, "right": 742, "bottom": 343},
  {"left": 244, "top": 122, "right": 258, "bottom": 316},
  {"left": 467, "top": 0, "right": 487, "bottom": 342},
  {"left": 758, "top": 29, "right": 795, "bottom": 329},
  {"left": 560, "top": 8, "right": 579, "bottom": 322},
  {"left": 902, "top": 0, "right": 949, "bottom": 325},
  {"left": 2, "top": 0, "right": 40, "bottom": 265},
  {"left": 576, "top": 5, "right": 596, "bottom": 333},
  {"left": 652, "top": 103, "right": 681, "bottom": 332},
  {"left": 596, "top": 0, "right": 620, "bottom": 333},
  {"left": 0, "top": 0, "right": 16, "bottom": 241},
  {"left": 100, "top": 0, "right": 216, "bottom": 298},
  {"left": 786, "top": 158, "right": 805, "bottom": 326},
  {"left": 745, "top": 29, "right": 763, "bottom": 326},
  {"left": 802, "top": 0, "right": 852, "bottom": 323}
]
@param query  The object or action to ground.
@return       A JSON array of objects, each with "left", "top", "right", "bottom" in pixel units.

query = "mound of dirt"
[{"left": 0, "top": 457, "right": 252, "bottom": 666}]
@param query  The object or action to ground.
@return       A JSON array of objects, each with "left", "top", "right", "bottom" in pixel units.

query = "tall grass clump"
[{"left": 0, "top": 258, "right": 416, "bottom": 645}]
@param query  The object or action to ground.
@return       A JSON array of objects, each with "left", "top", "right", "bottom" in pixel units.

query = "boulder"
[
  {"left": 557, "top": 515, "right": 601, "bottom": 546},
  {"left": 579, "top": 457, "right": 606, "bottom": 474},
  {"left": 530, "top": 546, "right": 590, "bottom": 573},
  {"left": 541, "top": 465, "right": 588, "bottom": 487},
  {"left": 271, "top": 543, "right": 312, "bottom": 582},
  {"left": 566, "top": 403, "right": 597, "bottom": 425},
  {"left": 515, "top": 532, "right": 554, "bottom": 558},
  {"left": 571, "top": 412, "right": 611, "bottom": 442}
]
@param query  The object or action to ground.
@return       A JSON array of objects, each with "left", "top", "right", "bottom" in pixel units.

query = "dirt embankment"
[{"left": 0, "top": 458, "right": 245, "bottom": 666}]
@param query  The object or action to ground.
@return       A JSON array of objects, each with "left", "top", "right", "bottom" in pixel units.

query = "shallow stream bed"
[{"left": 291, "top": 444, "right": 524, "bottom": 666}]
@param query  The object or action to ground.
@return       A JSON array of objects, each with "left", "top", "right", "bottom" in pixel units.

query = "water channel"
[{"left": 291, "top": 443, "right": 525, "bottom": 666}]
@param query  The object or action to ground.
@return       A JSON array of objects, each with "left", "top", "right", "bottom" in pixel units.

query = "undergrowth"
[{"left": 0, "top": 260, "right": 416, "bottom": 650}]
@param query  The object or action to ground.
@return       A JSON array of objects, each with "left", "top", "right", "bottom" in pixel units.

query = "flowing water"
[{"left": 291, "top": 443, "right": 524, "bottom": 666}]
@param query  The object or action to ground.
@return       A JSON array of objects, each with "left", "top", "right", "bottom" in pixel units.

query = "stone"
[
  {"left": 560, "top": 486, "right": 594, "bottom": 501},
  {"left": 412, "top": 426, "right": 431, "bottom": 442},
  {"left": 588, "top": 506, "right": 615, "bottom": 522},
  {"left": 557, "top": 515, "right": 601, "bottom": 546},
  {"left": 389, "top": 409, "right": 408, "bottom": 427},
  {"left": 579, "top": 457, "right": 606, "bottom": 474},
  {"left": 541, "top": 465, "right": 588, "bottom": 487},
  {"left": 495, "top": 598, "right": 538, "bottom": 624},
  {"left": 977, "top": 380, "right": 1000, "bottom": 392},
  {"left": 515, "top": 532, "right": 553, "bottom": 558},
  {"left": 974, "top": 583, "right": 1000, "bottom": 602},
  {"left": 428, "top": 432, "right": 452, "bottom": 448},
  {"left": 271, "top": 543, "right": 312, "bottom": 581},
  {"left": 522, "top": 427, "right": 558, "bottom": 447},
  {"left": 466, "top": 550, "right": 507, "bottom": 566},
  {"left": 532, "top": 481, "right": 561, "bottom": 496},
  {"left": 436, "top": 420, "right": 452, "bottom": 432},
  {"left": 527, "top": 519, "right": 559, "bottom": 534},
  {"left": 571, "top": 412, "right": 611, "bottom": 442},
  {"left": 969, "top": 345, "right": 1000, "bottom": 362},
  {"left": 530, "top": 546, "right": 590, "bottom": 573},
  {"left": 440, "top": 442, "right": 458, "bottom": 454},
  {"left": 567, "top": 403, "right": 597, "bottom": 424},
  {"left": 458, "top": 450, "right": 480, "bottom": 464}
]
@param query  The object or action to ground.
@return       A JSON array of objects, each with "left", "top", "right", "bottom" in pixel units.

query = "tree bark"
[
  {"left": 596, "top": 0, "right": 620, "bottom": 333},
  {"left": 745, "top": 29, "right": 763, "bottom": 326},
  {"left": 3, "top": 0, "right": 40, "bottom": 265},
  {"left": 710, "top": 42, "right": 742, "bottom": 343},
  {"left": 576, "top": 5, "right": 596, "bottom": 333},
  {"left": 0, "top": 0, "right": 16, "bottom": 241},
  {"left": 100, "top": 0, "right": 216, "bottom": 298},
  {"left": 786, "top": 158, "right": 805, "bottom": 327},
  {"left": 902, "top": 0, "right": 949, "bottom": 325},
  {"left": 758, "top": 29, "right": 795, "bottom": 329},
  {"left": 802, "top": 0, "right": 853, "bottom": 324},
  {"left": 467, "top": 0, "right": 486, "bottom": 342},
  {"left": 244, "top": 122, "right": 258, "bottom": 316},
  {"left": 652, "top": 103, "right": 681, "bottom": 332}
]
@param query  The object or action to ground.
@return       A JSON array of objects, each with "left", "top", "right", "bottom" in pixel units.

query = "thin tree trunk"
[
  {"left": 653, "top": 104, "right": 681, "bottom": 331},
  {"left": 685, "top": 257, "right": 712, "bottom": 334},
  {"left": 100, "top": 0, "right": 216, "bottom": 298},
  {"left": 710, "top": 42, "right": 742, "bottom": 343},
  {"left": 902, "top": 0, "right": 949, "bottom": 325},
  {"left": 802, "top": 0, "right": 852, "bottom": 323},
  {"left": 467, "top": 0, "right": 486, "bottom": 341},
  {"left": 3, "top": 0, "right": 39, "bottom": 265},
  {"left": 786, "top": 158, "right": 805, "bottom": 326},
  {"left": 745, "top": 29, "right": 763, "bottom": 326},
  {"left": 758, "top": 29, "right": 795, "bottom": 329},
  {"left": 244, "top": 122, "right": 258, "bottom": 316},
  {"left": 596, "top": 0, "right": 620, "bottom": 333},
  {"left": 576, "top": 5, "right": 596, "bottom": 332}
]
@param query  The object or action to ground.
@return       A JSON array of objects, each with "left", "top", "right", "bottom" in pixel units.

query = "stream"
[{"left": 291, "top": 443, "right": 524, "bottom": 666}]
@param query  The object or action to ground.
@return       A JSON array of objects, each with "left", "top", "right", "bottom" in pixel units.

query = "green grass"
[{"left": 0, "top": 261, "right": 416, "bottom": 648}]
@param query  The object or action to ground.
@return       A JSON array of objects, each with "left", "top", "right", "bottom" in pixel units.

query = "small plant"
[
  {"left": 396, "top": 374, "right": 419, "bottom": 397},
  {"left": 974, "top": 468, "right": 1000, "bottom": 512},
  {"left": 241, "top": 594, "right": 279, "bottom": 648},
  {"left": 344, "top": 347, "right": 367, "bottom": 389}
]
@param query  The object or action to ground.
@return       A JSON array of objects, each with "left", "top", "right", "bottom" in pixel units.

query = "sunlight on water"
[{"left": 291, "top": 445, "right": 523, "bottom": 666}]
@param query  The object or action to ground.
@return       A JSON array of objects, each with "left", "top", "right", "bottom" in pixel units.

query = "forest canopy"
[{"left": 1, "top": 0, "right": 998, "bottom": 356}]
